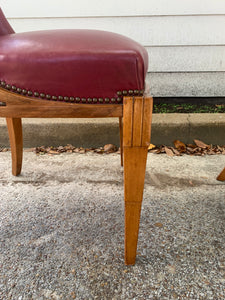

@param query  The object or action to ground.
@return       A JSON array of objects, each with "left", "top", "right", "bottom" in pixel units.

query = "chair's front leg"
[
  {"left": 217, "top": 167, "right": 225, "bottom": 181},
  {"left": 123, "top": 96, "right": 153, "bottom": 265},
  {"left": 119, "top": 117, "right": 123, "bottom": 166},
  {"left": 6, "top": 118, "right": 23, "bottom": 176}
]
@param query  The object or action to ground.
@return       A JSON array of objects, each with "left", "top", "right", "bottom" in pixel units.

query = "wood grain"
[
  {"left": 0, "top": 88, "right": 122, "bottom": 118},
  {"left": 142, "top": 97, "right": 153, "bottom": 147},
  {"left": 119, "top": 116, "right": 123, "bottom": 167},
  {"left": 6, "top": 118, "right": 23, "bottom": 176},
  {"left": 123, "top": 96, "right": 153, "bottom": 265},
  {"left": 123, "top": 97, "right": 133, "bottom": 147}
]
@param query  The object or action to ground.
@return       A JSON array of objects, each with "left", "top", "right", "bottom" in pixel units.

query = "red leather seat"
[{"left": 0, "top": 29, "right": 148, "bottom": 104}]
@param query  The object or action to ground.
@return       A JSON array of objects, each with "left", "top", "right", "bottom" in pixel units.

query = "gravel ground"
[{"left": 0, "top": 152, "right": 225, "bottom": 299}]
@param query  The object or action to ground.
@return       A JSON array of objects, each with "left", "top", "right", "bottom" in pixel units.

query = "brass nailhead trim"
[
  {"left": 0, "top": 79, "right": 144, "bottom": 104},
  {"left": 117, "top": 89, "right": 144, "bottom": 97}
]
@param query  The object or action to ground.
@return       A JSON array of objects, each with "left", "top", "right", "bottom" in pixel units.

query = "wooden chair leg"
[
  {"left": 123, "top": 96, "right": 153, "bottom": 265},
  {"left": 119, "top": 117, "right": 123, "bottom": 166},
  {"left": 217, "top": 167, "right": 225, "bottom": 181},
  {"left": 6, "top": 118, "right": 23, "bottom": 176}
]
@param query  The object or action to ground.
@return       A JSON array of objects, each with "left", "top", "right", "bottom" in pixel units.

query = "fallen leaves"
[
  {"left": 1, "top": 139, "right": 224, "bottom": 157},
  {"left": 35, "top": 144, "right": 119, "bottom": 155},
  {"left": 148, "top": 139, "right": 225, "bottom": 157}
]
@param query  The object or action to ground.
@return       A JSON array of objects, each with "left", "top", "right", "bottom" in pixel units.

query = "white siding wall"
[{"left": 1, "top": 0, "right": 225, "bottom": 97}]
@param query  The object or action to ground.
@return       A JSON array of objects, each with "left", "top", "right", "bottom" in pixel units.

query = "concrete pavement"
[{"left": 0, "top": 151, "right": 225, "bottom": 299}]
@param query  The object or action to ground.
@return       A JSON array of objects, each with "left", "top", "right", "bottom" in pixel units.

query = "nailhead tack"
[{"left": 0, "top": 80, "right": 144, "bottom": 104}]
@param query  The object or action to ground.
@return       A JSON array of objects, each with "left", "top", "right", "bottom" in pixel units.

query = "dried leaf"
[
  {"left": 154, "top": 222, "right": 163, "bottom": 228},
  {"left": 217, "top": 145, "right": 223, "bottom": 152},
  {"left": 174, "top": 140, "right": 186, "bottom": 152},
  {"left": 104, "top": 144, "right": 117, "bottom": 153},
  {"left": 148, "top": 143, "right": 156, "bottom": 150},
  {"left": 186, "top": 147, "right": 195, "bottom": 153},
  {"left": 48, "top": 150, "right": 60, "bottom": 155},
  {"left": 78, "top": 149, "right": 86, "bottom": 154},
  {"left": 207, "top": 150, "right": 216, "bottom": 155},
  {"left": 194, "top": 139, "right": 209, "bottom": 149},
  {"left": 171, "top": 148, "right": 180, "bottom": 156},
  {"left": 165, "top": 146, "right": 174, "bottom": 157},
  {"left": 187, "top": 144, "right": 196, "bottom": 149}
]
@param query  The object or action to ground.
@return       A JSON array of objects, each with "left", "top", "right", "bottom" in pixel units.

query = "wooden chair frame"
[{"left": 0, "top": 87, "right": 153, "bottom": 265}]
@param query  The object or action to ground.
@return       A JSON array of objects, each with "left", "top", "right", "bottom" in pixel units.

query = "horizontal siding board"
[
  {"left": 147, "top": 72, "right": 225, "bottom": 97},
  {"left": 8, "top": 15, "right": 225, "bottom": 46},
  {"left": 147, "top": 46, "right": 225, "bottom": 72},
  {"left": 1, "top": 0, "right": 225, "bottom": 17}
]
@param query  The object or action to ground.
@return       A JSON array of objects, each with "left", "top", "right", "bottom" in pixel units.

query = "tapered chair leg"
[
  {"left": 6, "top": 118, "right": 23, "bottom": 176},
  {"left": 217, "top": 167, "right": 225, "bottom": 181},
  {"left": 123, "top": 96, "right": 153, "bottom": 265}
]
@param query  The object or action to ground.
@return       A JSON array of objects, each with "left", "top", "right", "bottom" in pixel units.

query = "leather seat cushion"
[{"left": 0, "top": 29, "right": 148, "bottom": 104}]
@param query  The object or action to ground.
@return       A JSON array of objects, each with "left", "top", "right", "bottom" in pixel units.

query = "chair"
[{"left": 0, "top": 8, "right": 153, "bottom": 265}]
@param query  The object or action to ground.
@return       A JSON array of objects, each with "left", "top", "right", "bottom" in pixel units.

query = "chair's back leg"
[
  {"left": 123, "top": 96, "right": 153, "bottom": 265},
  {"left": 6, "top": 118, "right": 23, "bottom": 176},
  {"left": 217, "top": 167, "right": 225, "bottom": 181}
]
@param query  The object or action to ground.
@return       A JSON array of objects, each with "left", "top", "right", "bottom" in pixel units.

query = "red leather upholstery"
[{"left": 0, "top": 11, "right": 148, "bottom": 104}]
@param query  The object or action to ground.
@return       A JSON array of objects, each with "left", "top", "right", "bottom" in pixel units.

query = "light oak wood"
[
  {"left": 217, "top": 167, "right": 225, "bottom": 181},
  {"left": 0, "top": 88, "right": 122, "bottom": 118},
  {"left": 1, "top": 105, "right": 122, "bottom": 118},
  {"left": 6, "top": 118, "right": 23, "bottom": 176},
  {"left": 123, "top": 96, "right": 153, "bottom": 265},
  {"left": 119, "top": 117, "right": 123, "bottom": 166}
]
